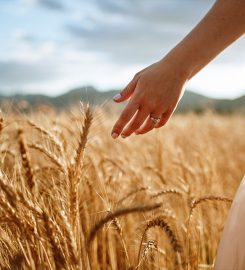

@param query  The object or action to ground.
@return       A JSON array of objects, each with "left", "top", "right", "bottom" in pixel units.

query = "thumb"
[{"left": 113, "top": 76, "right": 139, "bottom": 103}]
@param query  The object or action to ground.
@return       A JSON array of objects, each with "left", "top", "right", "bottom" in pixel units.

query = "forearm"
[
  {"left": 163, "top": 0, "right": 245, "bottom": 79},
  {"left": 111, "top": 0, "right": 245, "bottom": 138}
]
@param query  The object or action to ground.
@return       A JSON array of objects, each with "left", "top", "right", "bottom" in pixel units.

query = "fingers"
[
  {"left": 112, "top": 107, "right": 172, "bottom": 138},
  {"left": 113, "top": 75, "right": 139, "bottom": 103},
  {"left": 111, "top": 101, "right": 139, "bottom": 139},
  {"left": 135, "top": 110, "right": 170, "bottom": 135},
  {"left": 121, "top": 107, "right": 149, "bottom": 138},
  {"left": 134, "top": 115, "right": 160, "bottom": 135}
]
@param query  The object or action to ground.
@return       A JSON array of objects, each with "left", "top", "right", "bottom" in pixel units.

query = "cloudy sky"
[{"left": 0, "top": 0, "right": 244, "bottom": 99}]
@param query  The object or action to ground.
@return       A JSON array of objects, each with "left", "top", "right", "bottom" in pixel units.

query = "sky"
[{"left": 0, "top": 0, "right": 244, "bottom": 99}]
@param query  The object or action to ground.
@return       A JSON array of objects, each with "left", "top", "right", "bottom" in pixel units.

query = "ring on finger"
[{"left": 150, "top": 114, "right": 161, "bottom": 125}]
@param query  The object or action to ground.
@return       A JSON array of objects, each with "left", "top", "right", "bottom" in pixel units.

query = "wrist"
[
  {"left": 161, "top": 34, "right": 211, "bottom": 80},
  {"left": 159, "top": 50, "right": 194, "bottom": 81}
]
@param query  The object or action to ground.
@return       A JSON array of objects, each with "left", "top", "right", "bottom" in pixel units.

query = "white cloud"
[
  {"left": 188, "top": 63, "right": 245, "bottom": 99},
  {"left": 4, "top": 32, "right": 58, "bottom": 63},
  {"left": 0, "top": 0, "right": 244, "bottom": 98}
]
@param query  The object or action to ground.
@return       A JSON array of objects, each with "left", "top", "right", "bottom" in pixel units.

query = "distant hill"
[
  {"left": 0, "top": 86, "right": 244, "bottom": 113},
  {"left": 178, "top": 91, "right": 245, "bottom": 113}
]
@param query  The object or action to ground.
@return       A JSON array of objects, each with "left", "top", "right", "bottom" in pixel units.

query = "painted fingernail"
[
  {"left": 113, "top": 93, "right": 121, "bottom": 101},
  {"left": 121, "top": 134, "right": 127, "bottom": 139},
  {"left": 111, "top": 132, "right": 119, "bottom": 139}
]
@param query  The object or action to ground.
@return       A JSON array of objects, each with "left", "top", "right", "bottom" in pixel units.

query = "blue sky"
[{"left": 0, "top": 0, "right": 244, "bottom": 99}]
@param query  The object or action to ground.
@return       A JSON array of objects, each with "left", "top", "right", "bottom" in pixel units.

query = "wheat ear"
[
  {"left": 28, "top": 143, "right": 65, "bottom": 172},
  {"left": 0, "top": 172, "right": 42, "bottom": 217},
  {"left": 27, "top": 119, "right": 64, "bottom": 153},
  {"left": 189, "top": 195, "right": 232, "bottom": 218},
  {"left": 150, "top": 188, "right": 183, "bottom": 199},
  {"left": 68, "top": 105, "right": 93, "bottom": 228},
  {"left": 0, "top": 115, "right": 3, "bottom": 135},
  {"left": 137, "top": 216, "right": 182, "bottom": 266}
]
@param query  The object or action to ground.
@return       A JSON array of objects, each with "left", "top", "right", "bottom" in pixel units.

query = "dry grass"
[{"left": 0, "top": 106, "right": 244, "bottom": 270}]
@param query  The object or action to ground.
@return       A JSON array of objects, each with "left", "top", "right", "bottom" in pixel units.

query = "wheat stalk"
[
  {"left": 42, "top": 211, "right": 67, "bottom": 269},
  {"left": 117, "top": 187, "right": 150, "bottom": 205},
  {"left": 18, "top": 130, "right": 35, "bottom": 192},
  {"left": 87, "top": 203, "right": 162, "bottom": 249}
]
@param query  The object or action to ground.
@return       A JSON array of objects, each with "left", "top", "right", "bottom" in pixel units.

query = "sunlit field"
[{"left": 0, "top": 106, "right": 244, "bottom": 270}]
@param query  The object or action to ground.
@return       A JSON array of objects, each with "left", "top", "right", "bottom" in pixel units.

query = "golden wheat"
[{"left": 0, "top": 107, "right": 243, "bottom": 269}]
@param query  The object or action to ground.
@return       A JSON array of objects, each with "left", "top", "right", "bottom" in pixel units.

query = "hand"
[{"left": 111, "top": 58, "right": 189, "bottom": 139}]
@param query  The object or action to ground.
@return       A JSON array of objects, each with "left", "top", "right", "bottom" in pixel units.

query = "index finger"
[{"left": 111, "top": 101, "right": 139, "bottom": 139}]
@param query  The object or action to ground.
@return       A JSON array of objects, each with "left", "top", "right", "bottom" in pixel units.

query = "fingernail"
[
  {"left": 113, "top": 93, "right": 121, "bottom": 101},
  {"left": 121, "top": 134, "right": 127, "bottom": 139},
  {"left": 111, "top": 132, "right": 119, "bottom": 139}
]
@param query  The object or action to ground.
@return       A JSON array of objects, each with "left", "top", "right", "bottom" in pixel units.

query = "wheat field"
[{"left": 0, "top": 105, "right": 244, "bottom": 270}]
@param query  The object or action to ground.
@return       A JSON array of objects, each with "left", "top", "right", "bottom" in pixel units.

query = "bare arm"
[
  {"left": 168, "top": 0, "right": 245, "bottom": 79},
  {"left": 111, "top": 0, "right": 245, "bottom": 139}
]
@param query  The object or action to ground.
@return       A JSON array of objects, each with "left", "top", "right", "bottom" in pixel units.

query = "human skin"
[{"left": 111, "top": 0, "right": 245, "bottom": 139}]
